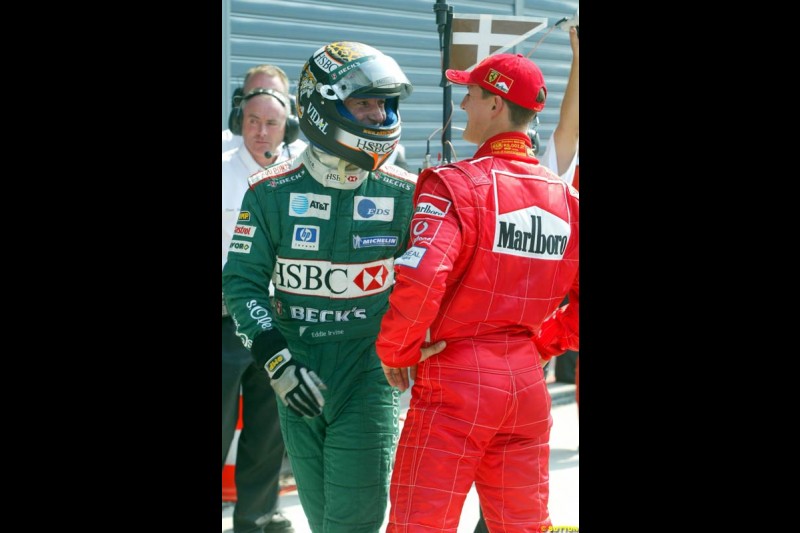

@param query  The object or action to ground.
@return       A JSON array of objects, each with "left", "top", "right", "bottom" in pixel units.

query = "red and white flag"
[{"left": 450, "top": 14, "right": 549, "bottom": 71}]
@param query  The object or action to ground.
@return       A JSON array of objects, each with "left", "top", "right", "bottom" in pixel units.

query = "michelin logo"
[{"left": 353, "top": 235, "right": 398, "bottom": 249}]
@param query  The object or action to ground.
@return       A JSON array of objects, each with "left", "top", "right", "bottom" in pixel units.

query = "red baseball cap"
[{"left": 446, "top": 53, "right": 547, "bottom": 112}]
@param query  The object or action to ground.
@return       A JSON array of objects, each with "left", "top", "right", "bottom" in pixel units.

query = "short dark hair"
[{"left": 480, "top": 87, "right": 541, "bottom": 127}]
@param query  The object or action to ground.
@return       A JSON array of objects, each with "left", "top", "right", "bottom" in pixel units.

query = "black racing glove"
[{"left": 264, "top": 348, "right": 327, "bottom": 418}]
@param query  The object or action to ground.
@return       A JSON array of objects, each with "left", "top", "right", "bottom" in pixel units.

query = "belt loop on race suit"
[{"left": 222, "top": 391, "right": 244, "bottom": 502}]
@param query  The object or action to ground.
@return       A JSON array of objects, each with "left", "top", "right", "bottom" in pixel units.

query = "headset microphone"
[{"left": 264, "top": 151, "right": 274, "bottom": 159}]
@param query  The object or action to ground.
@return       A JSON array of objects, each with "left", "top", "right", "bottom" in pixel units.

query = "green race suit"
[{"left": 222, "top": 147, "right": 417, "bottom": 532}]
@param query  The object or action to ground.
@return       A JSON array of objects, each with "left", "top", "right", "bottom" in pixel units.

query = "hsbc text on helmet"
[
  {"left": 314, "top": 54, "right": 338, "bottom": 73},
  {"left": 355, "top": 139, "right": 395, "bottom": 154}
]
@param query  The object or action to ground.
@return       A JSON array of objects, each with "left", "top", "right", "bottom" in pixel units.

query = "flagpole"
[{"left": 434, "top": 0, "right": 453, "bottom": 164}]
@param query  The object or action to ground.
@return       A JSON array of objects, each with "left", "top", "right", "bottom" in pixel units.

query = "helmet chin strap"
[
  {"left": 311, "top": 145, "right": 357, "bottom": 168},
  {"left": 305, "top": 146, "right": 368, "bottom": 189},
  {"left": 337, "top": 159, "right": 350, "bottom": 185}
]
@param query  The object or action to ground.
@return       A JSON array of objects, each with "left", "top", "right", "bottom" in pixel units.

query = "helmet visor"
[{"left": 329, "top": 55, "right": 413, "bottom": 101}]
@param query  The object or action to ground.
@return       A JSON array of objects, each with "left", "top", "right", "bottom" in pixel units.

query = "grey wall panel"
[
  {"left": 222, "top": 0, "right": 232, "bottom": 129},
  {"left": 224, "top": 0, "right": 578, "bottom": 172}
]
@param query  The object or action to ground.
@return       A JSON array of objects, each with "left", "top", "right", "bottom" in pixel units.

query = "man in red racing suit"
[{"left": 376, "top": 53, "right": 578, "bottom": 532}]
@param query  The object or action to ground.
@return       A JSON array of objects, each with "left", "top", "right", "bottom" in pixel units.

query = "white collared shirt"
[{"left": 222, "top": 139, "right": 307, "bottom": 269}]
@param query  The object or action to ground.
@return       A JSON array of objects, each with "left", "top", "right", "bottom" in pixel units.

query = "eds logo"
[{"left": 353, "top": 196, "right": 394, "bottom": 221}]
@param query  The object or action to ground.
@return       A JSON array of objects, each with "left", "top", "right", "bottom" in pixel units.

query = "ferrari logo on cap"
[{"left": 485, "top": 68, "right": 513, "bottom": 94}]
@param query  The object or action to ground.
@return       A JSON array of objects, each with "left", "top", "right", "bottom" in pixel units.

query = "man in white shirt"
[
  {"left": 222, "top": 80, "right": 307, "bottom": 533},
  {"left": 539, "top": 25, "right": 578, "bottom": 184},
  {"left": 223, "top": 64, "right": 307, "bottom": 157}
]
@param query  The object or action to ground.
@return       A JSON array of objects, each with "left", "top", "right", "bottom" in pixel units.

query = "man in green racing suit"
[{"left": 222, "top": 41, "right": 429, "bottom": 532}]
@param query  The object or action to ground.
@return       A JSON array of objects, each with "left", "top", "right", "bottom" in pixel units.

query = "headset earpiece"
[
  {"left": 284, "top": 94, "right": 300, "bottom": 145},
  {"left": 228, "top": 87, "right": 245, "bottom": 135}
]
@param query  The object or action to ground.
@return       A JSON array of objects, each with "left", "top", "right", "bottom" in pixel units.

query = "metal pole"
[{"left": 434, "top": 0, "right": 453, "bottom": 164}]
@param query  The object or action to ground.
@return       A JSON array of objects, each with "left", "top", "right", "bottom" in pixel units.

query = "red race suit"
[{"left": 376, "top": 132, "right": 578, "bottom": 532}]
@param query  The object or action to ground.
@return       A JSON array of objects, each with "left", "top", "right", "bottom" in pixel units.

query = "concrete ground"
[{"left": 223, "top": 378, "right": 579, "bottom": 532}]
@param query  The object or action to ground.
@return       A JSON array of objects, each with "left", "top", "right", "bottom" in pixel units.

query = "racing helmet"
[{"left": 297, "top": 41, "right": 413, "bottom": 171}]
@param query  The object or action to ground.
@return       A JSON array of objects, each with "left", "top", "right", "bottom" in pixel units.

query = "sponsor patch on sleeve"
[
  {"left": 395, "top": 246, "right": 427, "bottom": 268},
  {"left": 233, "top": 224, "right": 256, "bottom": 238},
  {"left": 228, "top": 240, "right": 252, "bottom": 254},
  {"left": 238, "top": 211, "right": 250, "bottom": 221},
  {"left": 248, "top": 161, "right": 294, "bottom": 187},
  {"left": 414, "top": 194, "right": 451, "bottom": 218},
  {"left": 409, "top": 218, "right": 442, "bottom": 247}
]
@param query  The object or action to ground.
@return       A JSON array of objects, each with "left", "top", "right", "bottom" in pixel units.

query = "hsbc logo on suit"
[{"left": 273, "top": 257, "right": 395, "bottom": 298}]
